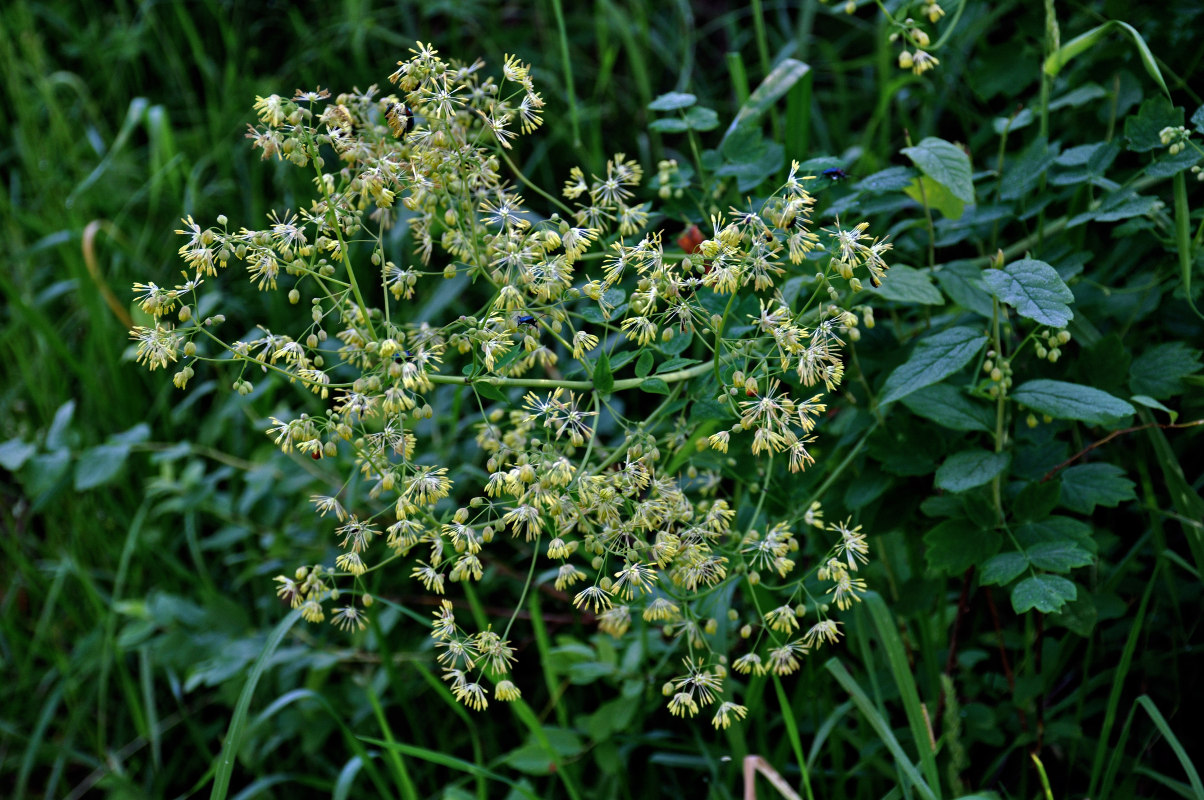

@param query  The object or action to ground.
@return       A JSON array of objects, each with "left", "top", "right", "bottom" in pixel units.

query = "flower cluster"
[{"left": 130, "top": 43, "right": 893, "bottom": 724}]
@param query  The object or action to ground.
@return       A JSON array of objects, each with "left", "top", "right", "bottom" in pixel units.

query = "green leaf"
[
  {"left": 935, "top": 260, "right": 994, "bottom": 318},
  {"left": 903, "top": 175, "right": 965, "bottom": 220},
  {"left": 634, "top": 351, "right": 654, "bottom": 378},
  {"left": 993, "top": 107, "right": 1034, "bottom": 135},
  {"left": 1049, "top": 84, "right": 1109, "bottom": 111},
  {"left": 648, "top": 92, "right": 696, "bottom": 111},
  {"left": 1044, "top": 21, "right": 1170, "bottom": 102},
  {"left": 1013, "top": 479, "right": 1062, "bottom": 523},
  {"left": 981, "top": 551, "right": 1029, "bottom": 586},
  {"left": 880, "top": 326, "right": 989, "bottom": 405},
  {"left": 1129, "top": 342, "right": 1203, "bottom": 399},
  {"left": 1011, "top": 574, "right": 1077, "bottom": 614},
  {"left": 982, "top": 259, "right": 1074, "bottom": 327},
  {"left": 1123, "top": 96, "right": 1182, "bottom": 152},
  {"left": 722, "top": 58, "right": 811, "bottom": 141},
  {"left": 0, "top": 438, "right": 37, "bottom": 471},
  {"left": 1016, "top": 516, "right": 1097, "bottom": 554},
  {"left": 74, "top": 442, "right": 132, "bottom": 491},
  {"left": 856, "top": 166, "right": 915, "bottom": 193},
  {"left": 1193, "top": 104, "right": 1204, "bottom": 134},
  {"left": 1012, "top": 379, "right": 1135, "bottom": 426},
  {"left": 639, "top": 377, "right": 670, "bottom": 395},
  {"left": 649, "top": 105, "right": 720, "bottom": 133},
  {"left": 1050, "top": 593, "right": 1099, "bottom": 636},
  {"left": 1000, "top": 136, "right": 1058, "bottom": 201},
  {"left": 935, "top": 449, "right": 1010, "bottom": 492},
  {"left": 593, "top": 351, "right": 614, "bottom": 395},
  {"left": 1059, "top": 463, "right": 1136, "bottom": 514},
  {"left": 924, "top": 519, "right": 1000, "bottom": 576},
  {"left": 900, "top": 137, "right": 975, "bottom": 203},
  {"left": 1026, "top": 541, "right": 1095, "bottom": 573},
  {"left": 870, "top": 265, "right": 944, "bottom": 305},
  {"left": 900, "top": 384, "right": 994, "bottom": 432},
  {"left": 655, "top": 357, "right": 700, "bottom": 374}
]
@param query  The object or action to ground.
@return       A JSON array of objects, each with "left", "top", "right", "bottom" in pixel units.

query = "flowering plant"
[{"left": 129, "top": 43, "right": 891, "bottom": 726}]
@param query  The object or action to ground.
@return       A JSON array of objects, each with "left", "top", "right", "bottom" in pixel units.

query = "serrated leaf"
[
  {"left": 1015, "top": 516, "right": 1097, "bottom": 554},
  {"left": 1026, "top": 541, "right": 1095, "bottom": 573},
  {"left": 1011, "top": 574, "right": 1077, "bottom": 614},
  {"left": 1129, "top": 342, "right": 1203, "bottom": 399},
  {"left": 74, "top": 442, "right": 132, "bottom": 491},
  {"left": 1123, "top": 96, "right": 1182, "bottom": 152},
  {"left": 473, "top": 382, "right": 507, "bottom": 404},
  {"left": 640, "top": 378, "right": 670, "bottom": 395},
  {"left": 1193, "top": 104, "right": 1204, "bottom": 134},
  {"left": 870, "top": 265, "right": 944, "bottom": 305},
  {"left": 900, "top": 137, "right": 975, "bottom": 203},
  {"left": 593, "top": 351, "right": 614, "bottom": 395},
  {"left": 981, "top": 551, "right": 1029, "bottom": 586},
  {"left": 982, "top": 259, "right": 1074, "bottom": 327},
  {"left": 648, "top": 92, "right": 697, "bottom": 111},
  {"left": 901, "top": 383, "right": 994, "bottom": 432},
  {"left": 635, "top": 351, "right": 654, "bottom": 378},
  {"left": 1059, "top": 463, "right": 1136, "bottom": 514},
  {"left": 1013, "top": 479, "right": 1062, "bottom": 523},
  {"left": 935, "top": 449, "right": 1011, "bottom": 492},
  {"left": 880, "top": 326, "right": 989, "bottom": 405},
  {"left": 1012, "top": 379, "right": 1135, "bottom": 426},
  {"left": 924, "top": 519, "right": 1000, "bottom": 576}
]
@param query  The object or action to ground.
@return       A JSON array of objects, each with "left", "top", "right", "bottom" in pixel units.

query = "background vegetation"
[{"left": 2, "top": 1, "right": 1201, "bottom": 798}]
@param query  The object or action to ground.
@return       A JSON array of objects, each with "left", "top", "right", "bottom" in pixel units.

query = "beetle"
[
  {"left": 517, "top": 314, "right": 539, "bottom": 327},
  {"left": 388, "top": 103, "right": 414, "bottom": 139},
  {"left": 822, "top": 167, "right": 850, "bottom": 181}
]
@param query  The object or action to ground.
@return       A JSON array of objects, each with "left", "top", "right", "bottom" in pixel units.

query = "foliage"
[{"left": 2, "top": 1, "right": 1202, "bottom": 799}]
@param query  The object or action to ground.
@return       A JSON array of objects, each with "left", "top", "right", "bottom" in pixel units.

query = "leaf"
[
  {"left": 1011, "top": 574, "right": 1077, "bottom": 614},
  {"left": 722, "top": 58, "right": 811, "bottom": 142},
  {"left": 635, "top": 351, "right": 654, "bottom": 378},
  {"left": 1123, "top": 96, "right": 1182, "bottom": 152},
  {"left": 648, "top": 92, "right": 696, "bottom": 111},
  {"left": 1000, "top": 135, "right": 1058, "bottom": 200},
  {"left": 0, "top": 438, "right": 37, "bottom": 471},
  {"left": 900, "top": 137, "right": 975, "bottom": 203},
  {"left": 903, "top": 175, "right": 965, "bottom": 220},
  {"left": 1013, "top": 479, "right": 1061, "bottom": 523},
  {"left": 593, "top": 351, "right": 614, "bottom": 395},
  {"left": 1059, "top": 463, "right": 1137, "bottom": 514},
  {"left": 649, "top": 106, "right": 719, "bottom": 133},
  {"left": 935, "top": 260, "right": 995, "bottom": 318},
  {"left": 1015, "top": 516, "right": 1097, "bottom": 554},
  {"left": 870, "top": 265, "right": 944, "bottom": 305},
  {"left": 639, "top": 378, "right": 670, "bottom": 395},
  {"left": 935, "top": 449, "right": 1011, "bottom": 492},
  {"left": 981, "top": 551, "right": 1029, "bottom": 586},
  {"left": 1049, "top": 83, "right": 1108, "bottom": 110},
  {"left": 993, "top": 107, "right": 1034, "bottom": 135},
  {"left": 1011, "top": 379, "right": 1135, "bottom": 426},
  {"left": 1194, "top": 104, "right": 1204, "bottom": 134},
  {"left": 1044, "top": 21, "right": 1170, "bottom": 102},
  {"left": 855, "top": 166, "right": 915, "bottom": 193},
  {"left": 982, "top": 259, "right": 1074, "bottom": 327},
  {"left": 924, "top": 519, "right": 1000, "bottom": 576},
  {"left": 655, "top": 357, "right": 700, "bottom": 374},
  {"left": 900, "top": 383, "right": 994, "bottom": 432},
  {"left": 1026, "top": 541, "right": 1095, "bottom": 573},
  {"left": 1129, "top": 342, "right": 1203, "bottom": 399},
  {"left": 74, "top": 442, "right": 132, "bottom": 491},
  {"left": 880, "top": 326, "right": 989, "bottom": 405}
]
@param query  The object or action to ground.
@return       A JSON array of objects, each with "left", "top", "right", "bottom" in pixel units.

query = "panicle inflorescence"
[{"left": 131, "top": 43, "right": 891, "bottom": 724}]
